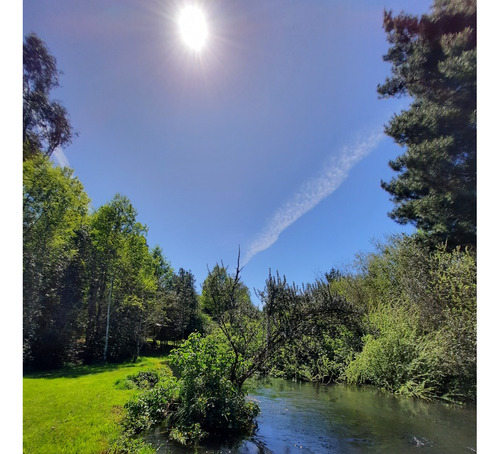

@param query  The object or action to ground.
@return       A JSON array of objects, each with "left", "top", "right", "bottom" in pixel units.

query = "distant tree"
[
  {"left": 200, "top": 263, "right": 254, "bottom": 318},
  {"left": 81, "top": 194, "right": 156, "bottom": 362},
  {"left": 150, "top": 245, "right": 174, "bottom": 290},
  {"left": 23, "top": 33, "right": 75, "bottom": 159},
  {"left": 155, "top": 268, "right": 202, "bottom": 344},
  {"left": 378, "top": 0, "right": 476, "bottom": 248},
  {"left": 173, "top": 268, "right": 202, "bottom": 337}
]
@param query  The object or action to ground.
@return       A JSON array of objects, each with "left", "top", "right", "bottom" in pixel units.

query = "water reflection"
[{"left": 145, "top": 378, "right": 476, "bottom": 453}]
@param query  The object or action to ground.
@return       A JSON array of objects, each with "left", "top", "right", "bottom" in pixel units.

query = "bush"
[
  {"left": 269, "top": 328, "right": 359, "bottom": 383},
  {"left": 115, "top": 366, "right": 172, "bottom": 390},
  {"left": 120, "top": 334, "right": 259, "bottom": 446},
  {"left": 168, "top": 333, "right": 259, "bottom": 443},
  {"left": 341, "top": 236, "right": 476, "bottom": 402},
  {"left": 343, "top": 304, "right": 424, "bottom": 392},
  {"left": 121, "top": 377, "right": 178, "bottom": 434}
]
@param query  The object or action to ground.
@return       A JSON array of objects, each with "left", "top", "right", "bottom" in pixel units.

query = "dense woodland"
[{"left": 23, "top": 0, "right": 476, "bottom": 447}]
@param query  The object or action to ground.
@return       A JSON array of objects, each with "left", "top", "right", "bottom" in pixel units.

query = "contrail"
[
  {"left": 242, "top": 132, "right": 383, "bottom": 266},
  {"left": 52, "top": 147, "right": 70, "bottom": 168}
]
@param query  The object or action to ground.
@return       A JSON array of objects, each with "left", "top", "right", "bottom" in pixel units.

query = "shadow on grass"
[{"left": 23, "top": 356, "right": 169, "bottom": 380}]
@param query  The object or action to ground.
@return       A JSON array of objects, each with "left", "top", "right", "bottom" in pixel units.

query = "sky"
[{"left": 23, "top": 0, "right": 433, "bottom": 299}]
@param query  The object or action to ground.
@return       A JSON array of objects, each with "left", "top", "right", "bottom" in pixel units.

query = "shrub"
[
  {"left": 168, "top": 333, "right": 259, "bottom": 443},
  {"left": 269, "top": 328, "right": 359, "bottom": 383},
  {"left": 121, "top": 379, "right": 178, "bottom": 434},
  {"left": 115, "top": 366, "right": 172, "bottom": 390},
  {"left": 341, "top": 236, "right": 476, "bottom": 402},
  {"left": 120, "top": 334, "right": 259, "bottom": 446},
  {"left": 343, "top": 304, "right": 422, "bottom": 392}
]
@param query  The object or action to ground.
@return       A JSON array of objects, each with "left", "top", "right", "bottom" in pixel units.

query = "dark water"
[{"left": 145, "top": 378, "right": 476, "bottom": 453}]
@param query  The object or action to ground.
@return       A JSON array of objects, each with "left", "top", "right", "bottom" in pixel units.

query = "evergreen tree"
[
  {"left": 379, "top": 0, "right": 476, "bottom": 248},
  {"left": 172, "top": 268, "right": 201, "bottom": 338}
]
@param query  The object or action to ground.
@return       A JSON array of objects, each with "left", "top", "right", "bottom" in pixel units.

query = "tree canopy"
[
  {"left": 23, "top": 33, "right": 75, "bottom": 159},
  {"left": 379, "top": 0, "right": 476, "bottom": 248}
]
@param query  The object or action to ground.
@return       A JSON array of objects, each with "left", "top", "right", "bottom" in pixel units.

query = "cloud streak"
[
  {"left": 242, "top": 132, "right": 383, "bottom": 266},
  {"left": 52, "top": 147, "right": 70, "bottom": 168}
]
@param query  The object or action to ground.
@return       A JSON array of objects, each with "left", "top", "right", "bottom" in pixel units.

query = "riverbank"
[
  {"left": 23, "top": 357, "right": 476, "bottom": 454},
  {"left": 23, "top": 356, "right": 166, "bottom": 454},
  {"left": 146, "top": 377, "right": 477, "bottom": 454}
]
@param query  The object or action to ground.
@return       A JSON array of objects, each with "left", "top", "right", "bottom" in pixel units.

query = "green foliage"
[
  {"left": 343, "top": 305, "right": 424, "bottom": 393},
  {"left": 262, "top": 271, "right": 364, "bottom": 384},
  {"left": 271, "top": 329, "right": 360, "bottom": 383},
  {"left": 23, "top": 154, "right": 90, "bottom": 369},
  {"left": 122, "top": 381, "right": 177, "bottom": 434},
  {"left": 152, "top": 267, "right": 205, "bottom": 345},
  {"left": 379, "top": 0, "right": 476, "bottom": 248},
  {"left": 23, "top": 155, "right": 175, "bottom": 369},
  {"left": 107, "top": 436, "right": 156, "bottom": 454},
  {"left": 267, "top": 279, "right": 363, "bottom": 383},
  {"left": 129, "top": 370, "right": 162, "bottom": 389},
  {"left": 200, "top": 263, "right": 254, "bottom": 318},
  {"left": 167, "top": 333, "right": 259, "bottom": 443},
  {"left": 200, "top": 261, "right": 264, "bottom": 389},
  {"left": 116, "top": 367, "right": 172, "bottom": 390},
  {"left": 23, "top": 33, "right": 75, "bottom": 157},
  {"left": 341, "top": 235, "right": 476, "bottom": 402},
  {"left": 82, "top": 194, "right": 160, "bottom": 363},
  {"left": 119, "top": 334, "right": 259, "bottom": 446}
]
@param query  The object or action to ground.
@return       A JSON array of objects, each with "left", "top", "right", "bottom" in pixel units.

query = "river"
[{"left": 145, "top": 378, "right": 476, "bottom": 453}]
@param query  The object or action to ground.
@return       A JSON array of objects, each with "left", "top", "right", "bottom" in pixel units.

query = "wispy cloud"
[
  {"left": 242, "top": 132, "right": 383, "bottom": 266},
  {"left": 52, "top": 147, "right": 70, "bottom": 168}
]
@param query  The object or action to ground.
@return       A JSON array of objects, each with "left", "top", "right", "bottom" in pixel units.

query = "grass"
[{"left": 23, "top": 356, "right": 167, "bottom": 454}]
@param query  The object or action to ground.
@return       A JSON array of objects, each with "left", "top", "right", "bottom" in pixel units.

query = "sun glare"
[{"left": 178, "top": 5, "right": 208, "bottom": 52}]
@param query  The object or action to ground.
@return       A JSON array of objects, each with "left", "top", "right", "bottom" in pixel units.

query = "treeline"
[
  {"left": 267, "top": 237, "right": 476, "bottom": 402},
  {"left": 23, "top": 154, "right": 204, "bottom": 370}
]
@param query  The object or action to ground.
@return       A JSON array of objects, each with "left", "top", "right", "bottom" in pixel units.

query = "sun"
[{"left": 178, "top": 5, "right": 209, "bottom": 52}]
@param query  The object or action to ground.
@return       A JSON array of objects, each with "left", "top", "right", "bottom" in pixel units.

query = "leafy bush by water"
[
  {"left": 168, "top": 333, "right": 259, "bottom": 443},
  {"left": 122, "top": 381, "right": 178, "bottom": 434},
  {"left": 120, "top": 333, "right": 259, "bottom": 446},
  {"left": 341, "top": 237, "right": 476, "bottom": 402}
]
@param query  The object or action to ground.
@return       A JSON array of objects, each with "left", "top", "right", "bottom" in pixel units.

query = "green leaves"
[
  {"left": 340, "top": 235, "right": 476, "bottom": 402},
  {"left": 23, "top": 33, "right": 75, "bottom": 157},
  {"left": 23, "top": 158, "right": 173, "bottom": 368},
  {"left": 379, "top": 0, "right": 476, "bottom": 248},
  {"left": 23, "top": 155, "right": 90, "bottom": 369},
  {"left": 165, "top": 333, "right": 259, "bottom": 442}
]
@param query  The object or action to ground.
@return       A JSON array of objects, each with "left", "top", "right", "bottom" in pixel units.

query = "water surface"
[{"left": 145, "top": 378, "right": 476, "bottom": 453}]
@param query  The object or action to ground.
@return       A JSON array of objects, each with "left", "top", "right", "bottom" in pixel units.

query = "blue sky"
[{"left": 22, "top": 0, "right": 433, "bottom": 299}]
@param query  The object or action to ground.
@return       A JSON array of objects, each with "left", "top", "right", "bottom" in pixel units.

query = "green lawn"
[{"left": 23, "top": 356, "right": 167, "bottom": 454}]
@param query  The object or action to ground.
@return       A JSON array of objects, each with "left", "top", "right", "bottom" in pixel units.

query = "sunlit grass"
[{"left": 23, "top": 356, "right": 167, "bottom": 454}]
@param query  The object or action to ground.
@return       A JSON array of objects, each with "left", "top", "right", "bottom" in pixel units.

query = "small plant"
[
  {"left": 115, "top": 367, "right": 172, "bottom": 390},
  {"left": 121, "top": 380, "right": 178, "bottom": 434},
  {"left": 169, "top": 423, "right": 207, "bottom": 445}
]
